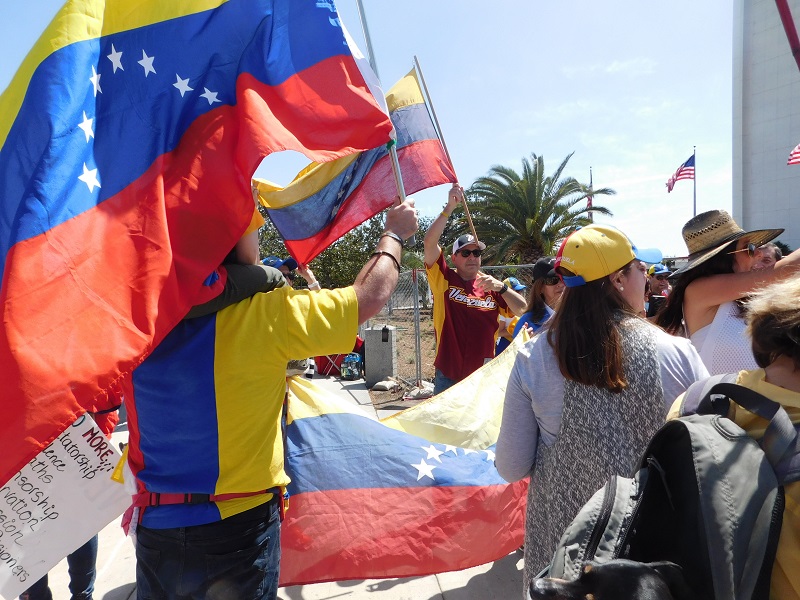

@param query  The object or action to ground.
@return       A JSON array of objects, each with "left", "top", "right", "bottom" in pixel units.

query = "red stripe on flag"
[
  {"left": 279, "top": 481, "right": 528, "bottom": 586},
  {"left": 0, "top": 60, "right": 392, "bottom": 484},
  {"left": 285, "top": 138, "right": 455, "bottom": 264}
]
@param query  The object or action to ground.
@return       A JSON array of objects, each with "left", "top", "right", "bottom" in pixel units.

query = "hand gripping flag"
[
  {"left": 280, "top": 333, "right": 530, "bottom": 585},
  {"left": 665, "top": 154, "right": 695, "bottom": 192},
  {"left": 255, "top": 68, "right": 458, "bottom": 265},
  {"left": 0, "top": 0, "right": 393, "bottom": 486}
]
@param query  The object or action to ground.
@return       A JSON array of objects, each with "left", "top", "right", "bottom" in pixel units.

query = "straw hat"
[{"left": 674, "top": 210, "right": 783, "bottom": 275}]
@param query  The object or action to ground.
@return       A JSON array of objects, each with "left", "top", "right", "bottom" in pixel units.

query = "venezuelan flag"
[
  {"left": 279, "top": 377, "right": 527, "bottom": 585},
  {"left": 255, "top": 68, "right": 457, "bottom": 266},
  {"left": 0, "top": 0, "right": 393, "bottom": 486}
]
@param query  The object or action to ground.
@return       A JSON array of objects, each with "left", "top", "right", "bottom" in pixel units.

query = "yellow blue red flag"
[
  {"left": 0, "top": 0, "right": 392, "bottom": 486},
  {"left": 279, "top": 336, "right": 529, "bottom": 585},
  {"left": 255, "top": 68, "right": 457, "bottom": 265}
]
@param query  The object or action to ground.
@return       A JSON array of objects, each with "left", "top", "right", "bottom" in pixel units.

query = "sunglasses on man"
[
  {"left": 458, "top": 248, "right": 483, "bottom": 258},
  {"left": 727, "top": 242, "right": 757, "bottom": 258}
]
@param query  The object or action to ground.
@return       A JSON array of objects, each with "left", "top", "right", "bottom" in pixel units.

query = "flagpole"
[
  {"left": 413, "top": 55, "right": 479, "bottom": 241},
  {"left": 692, "top": 146, "right": 697, "bottom": 217},
  {"left": 354, "top": 0, "right": 406, "bottom": 204}
]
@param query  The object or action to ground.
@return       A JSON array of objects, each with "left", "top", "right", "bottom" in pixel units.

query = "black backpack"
[{"left": 541, "top": 375, "right": 800, "bottom": 599}]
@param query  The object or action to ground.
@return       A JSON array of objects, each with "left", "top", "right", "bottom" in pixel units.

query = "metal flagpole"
[
  {"left": 354, "top": 0, "right": 406, "bottom": 203},
  {"left": 413, "top": 55, "right": 479, "bottom": 241},
  {"left": 693, "top": 146, "right": 697, "bottom": 217}
]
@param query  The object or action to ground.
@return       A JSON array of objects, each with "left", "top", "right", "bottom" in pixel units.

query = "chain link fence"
[{"left": 361, "top": 264, "right": 536, "bottom": 387}]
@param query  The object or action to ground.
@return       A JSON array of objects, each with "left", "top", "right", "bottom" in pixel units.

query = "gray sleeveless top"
[{"left": 522, "top": 317, "right": 666, "bottom": 593}]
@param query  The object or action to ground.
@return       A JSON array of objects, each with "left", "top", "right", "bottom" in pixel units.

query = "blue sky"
[{"left": 0, "top": 1, "right": 733, "bottom": 256}]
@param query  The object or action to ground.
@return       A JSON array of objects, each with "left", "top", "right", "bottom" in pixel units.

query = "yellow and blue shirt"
[{"left": 127, "top": 286, "right": 358, "bottom": 528}]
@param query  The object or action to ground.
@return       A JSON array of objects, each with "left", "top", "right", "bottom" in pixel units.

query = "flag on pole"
[
  {"left": 666, "top": 154, "right": 695, "bottom": 192},
  {"left": 255, "top": 68, "right": 457, "bottom": 265},
  {"left": 788, "top": 142, "right": 800, "bottom": 165},
  {"left": 0, "top": 0, "right": 393, "bottom": 486},
  {"left": 280, "top": 370, "right": 527, "bottom": 585}
]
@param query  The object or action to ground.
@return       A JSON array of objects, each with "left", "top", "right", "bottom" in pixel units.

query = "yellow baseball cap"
[{"left": 555, "top": 224, "right": 662, "bottom": 287}]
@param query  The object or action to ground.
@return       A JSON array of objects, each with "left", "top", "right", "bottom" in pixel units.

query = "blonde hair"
[{"left": 745, "top": 276, "right": 800, "bottom": 368}]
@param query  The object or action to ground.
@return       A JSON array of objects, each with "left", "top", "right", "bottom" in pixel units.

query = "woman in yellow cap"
[{"left": 496, "top": 224, "right": 709, "bottom": 594}]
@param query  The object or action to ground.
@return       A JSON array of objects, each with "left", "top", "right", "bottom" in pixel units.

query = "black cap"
[{"left": 532, "top": 256, "right": 557, "bottom": 280}]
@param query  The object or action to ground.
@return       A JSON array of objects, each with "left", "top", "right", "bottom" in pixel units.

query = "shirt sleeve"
[{"left": 495, "top": 351, "right": 540, "bottom": 482}]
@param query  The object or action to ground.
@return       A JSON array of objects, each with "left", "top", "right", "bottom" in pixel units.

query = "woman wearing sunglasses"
[
  {"left": 655, "top": 210, "right": 800, "bottom": 375},
  {"left": 512, "top": 256, "right": 565, "bottom": 336}
]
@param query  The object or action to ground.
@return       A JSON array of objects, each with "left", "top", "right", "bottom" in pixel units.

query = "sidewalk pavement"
[{"left": 38, "top": 375, "right": 523, "bottom": 600}]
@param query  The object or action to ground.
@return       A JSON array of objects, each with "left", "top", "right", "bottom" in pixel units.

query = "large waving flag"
[
  {"left": 279, "top": 334, "right": 529, "bottom": 585},
  {"left": 0, "top": 0, "right": 393, "bottom": 486},
  {"left": 255, "top": 68, "right": 457, "bottom": 265}
]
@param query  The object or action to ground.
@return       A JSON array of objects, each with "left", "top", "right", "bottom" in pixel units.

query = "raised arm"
[
  {"left": 684, "top": 247, "right": 800, "bottom": 330},
  {"left": 353, "top": 198, "right": 419, "bottom": 324},
  {"left": 424, "top": 183, "right": 462, "bottom": 267}
]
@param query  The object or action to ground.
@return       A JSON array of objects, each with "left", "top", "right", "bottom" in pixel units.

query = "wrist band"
[
  {"left": 380, "top": 231, "right": 404, "bottom": 246},
  {"left": 307, "top": 281, "right": 321, "bottom": 290},
  {"left": 440, "top": 210, "right": 451, "bottom": 219},
  {"left": 499, "top": 283, "right": 509, "bottom": 294},
  {"left": 371, "top": 250, "right": 401, "bottom": 273}
]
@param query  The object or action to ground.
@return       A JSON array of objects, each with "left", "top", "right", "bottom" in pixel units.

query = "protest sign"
[{"left": 0, "top": 415, "right": 129, "bottom": 599}]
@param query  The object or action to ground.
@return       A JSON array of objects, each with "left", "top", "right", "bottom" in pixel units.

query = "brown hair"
[
  {"left": 655, "top": 245, "right": 736, "bottom": 334},
  {"left": 547, "top": 261, "right": 638, "bottom": 392},
  {"left": 524, "top": 278, "right": 549, "bottom": 324},
  {"left": 745, "top": 277, "right": 800, "bottom": 369}
]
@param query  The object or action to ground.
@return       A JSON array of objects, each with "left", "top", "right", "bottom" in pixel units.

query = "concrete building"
[{"left": 734, "top": 0, "right": 800, "bottom": 250}]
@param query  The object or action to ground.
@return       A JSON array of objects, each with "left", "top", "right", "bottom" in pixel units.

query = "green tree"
[
  {"left": 460, "top": 152, "right": 615, "bottom": 266},
  {"left": 258, "top": 208, "right": 425, "bottom": 289}
]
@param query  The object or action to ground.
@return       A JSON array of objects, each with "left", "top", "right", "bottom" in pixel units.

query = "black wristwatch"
[{"left": 499, "top": 283, "right": 509, "bottom": 294}]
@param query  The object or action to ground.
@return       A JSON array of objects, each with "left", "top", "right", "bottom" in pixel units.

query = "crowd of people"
[{"left": 32, "top": 181, "right": 800, "bottom": 600}]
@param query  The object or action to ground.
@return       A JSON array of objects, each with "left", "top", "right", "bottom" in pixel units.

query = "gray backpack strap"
[
  {"left": 679, "top": 373, "right": 737, "bottom": 416},
  {"left": 703, "top": 382, "right": 800, "bottom": 484}
]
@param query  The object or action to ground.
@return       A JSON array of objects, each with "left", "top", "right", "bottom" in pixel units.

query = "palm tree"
[{"left": 460, "top": 152, "right": 614, "bottom": 266}]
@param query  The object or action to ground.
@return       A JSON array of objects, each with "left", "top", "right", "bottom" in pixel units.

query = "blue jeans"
[
  {"left": 135, "top": 500, "right": 281, "bottom": 600},
  {"left": 20, "top": 535, "right": 98, "bottom": 600},
  {"left": 434, "top": 369, "right": 458, "bottom": 395}
]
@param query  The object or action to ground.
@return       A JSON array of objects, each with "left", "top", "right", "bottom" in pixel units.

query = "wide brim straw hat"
[{"left": 673, "top": 210, "right": 783, "bottom": 276}]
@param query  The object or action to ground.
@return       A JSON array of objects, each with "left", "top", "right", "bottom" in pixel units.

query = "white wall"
[{"left": 734, "top": 0, "right": 800, "bottom": 250}]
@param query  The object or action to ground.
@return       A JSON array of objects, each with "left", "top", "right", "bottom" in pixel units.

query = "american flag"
[
  {"left": 788, "top": 143, "right": 800, "bottom": 165},
  {"left": 666, "top": 154, "right": 695, "bottom": 192}
]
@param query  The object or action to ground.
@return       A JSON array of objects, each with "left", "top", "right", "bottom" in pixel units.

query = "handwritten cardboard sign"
[{"left": 0, "top": 415, "right": 129, "bottom": 599}]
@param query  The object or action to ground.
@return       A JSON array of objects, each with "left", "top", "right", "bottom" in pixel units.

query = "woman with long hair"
[
  {"left": 655, "top": 210, "right": 800, "bottom": 374},
  {"left": 496, "top": 224, "right": 709, "bottom": 594},
  {"left": 512, "top": 256, "right": 565, "bottom": 336}
]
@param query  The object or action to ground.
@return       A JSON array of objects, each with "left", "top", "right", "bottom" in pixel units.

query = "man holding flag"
[
  {"left": 125, "top": 199, "right": 418, "bottom": 599},
  {"left": 424, "top": 185, "right": 526, "bottom": 394}
]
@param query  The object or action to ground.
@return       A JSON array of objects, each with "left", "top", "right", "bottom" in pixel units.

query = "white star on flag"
[
  {"left": 444, "top": 445, "right": 459, "bottom": 456},
  {"left": 138, "top": 50, "right": 156, "bottom": 77},
  {"left": 412, "top": 459, "right": 436, "bottom": 481},
  {"left": 422, "top": 445, "right": 444, "bottom": 463},
  {"left": 107, "top": 44, "right": 124, "bottom": 73},
  {"left": 173, "top": 75, "right": 194, "bottom": 97},
  {"left": 200, "top": 87, "right": 221, "bottom": 105},
  {"left": 78, "top": 112, "right": 94, "bottom": 142},
  {"left": 78, "top": 164, "right": 101, "bottom": 193},
  {"left": 89, "top": 66, "right": 102, "bottom": 96},
  {"left": 484, "top": 449, "right": 496, "bottom": 462}
]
